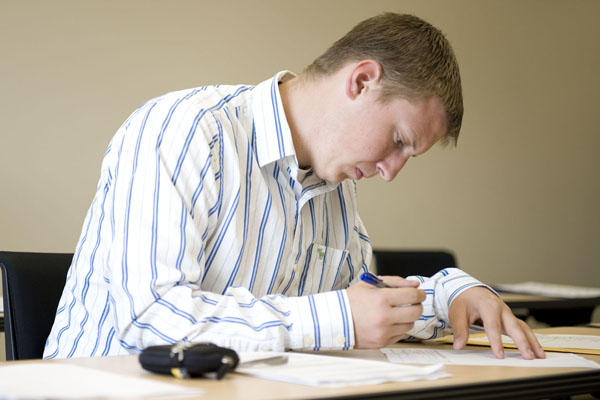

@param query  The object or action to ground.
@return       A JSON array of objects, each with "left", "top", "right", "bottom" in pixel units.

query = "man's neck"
[{"left": 278, "top": 74, "right": 332, "bottom": 170}]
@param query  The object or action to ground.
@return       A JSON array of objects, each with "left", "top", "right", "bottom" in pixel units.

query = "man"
[{"left": 44, "top": 13, "right": 544, "bottom": 360}]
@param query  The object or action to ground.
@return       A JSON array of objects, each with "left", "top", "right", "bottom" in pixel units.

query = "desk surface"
[{"left": 1, "top": 327, "right": 599, "bottom": 400}]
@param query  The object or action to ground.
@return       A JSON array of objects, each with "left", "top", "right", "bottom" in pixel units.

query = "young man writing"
[{"left": 45, "top": 13, "right": 544, "bottom": 360}]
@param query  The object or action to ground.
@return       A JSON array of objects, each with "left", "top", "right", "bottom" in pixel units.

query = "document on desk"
[
  {"left": 382, "top": 347, "right": 600, "bottom": 368},
  {"left": 0, "top": 363, "right": 203, "bottom": 399},
  {"left": 493, "top": 281, "right": 600, "bottom": 298},
  {"left": 235, "top": 351, "right": 449, "bottom": 387},
  {"left": 467, "top": 333, "right": 600, "bottom": 355}
]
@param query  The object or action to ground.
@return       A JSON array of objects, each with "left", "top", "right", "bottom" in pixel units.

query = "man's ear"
[{"left": 346, "top": 60, "right": 383, "bottom": 100}]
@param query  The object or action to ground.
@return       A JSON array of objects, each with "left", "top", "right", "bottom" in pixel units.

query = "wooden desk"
[{"left": 1, "top": 327, "right": 599, "bottom": 399}]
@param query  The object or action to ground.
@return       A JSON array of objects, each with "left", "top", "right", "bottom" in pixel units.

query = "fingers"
[
  {"left": 355, "top": 280, "right": 425, "bottom": 306},
  {"left": 500, "top": 312, "right": 532, "bottom": 359},
  {"left": 451, "top": 286, "right": 546, "bottom": 360},
  {"left": 480, "top": 309, "right": 505, "bottom": 359},
  {"left": 522, "top": 320, "right": 546, "bottom": 358},
  {"left": 461, "top": 288, "right": 505, "bottom": 358},
  {"left": 448, "top": 300, "right": 469, "bottom": 350},
  {"left": 382, "top": 287, "right": 426, "bottom": 306},
  {"left": 348, "top": 281, "right": 425, "bottom": 349},
  {"left": 502, "top": 314, "right": 546, "bottom": 359},
  {"left": 380, "top": 275, "right": 420, "bottom": 289},
  {"left": 386, "top": 304, "right": 423, "bottom": 324}
]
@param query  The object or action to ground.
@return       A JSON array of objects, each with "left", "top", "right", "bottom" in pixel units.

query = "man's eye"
[{"left": 395, "top": 136, "right": 404, "bottom": 147}]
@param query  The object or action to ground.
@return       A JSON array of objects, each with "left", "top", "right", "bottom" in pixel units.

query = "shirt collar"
[
  {"left": 251, "top": 70, "right": 298, "bottom": 168},
  {"left": 251, "top": 71, "right": 340, "bottom": 198}
]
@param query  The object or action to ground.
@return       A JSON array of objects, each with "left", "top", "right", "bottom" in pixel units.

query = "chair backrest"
[
  {"left": 0, "top": 251, "right": 72, "bottom": 360},
  {"left": 373, "top": 249, "right": 457, "bottom": 278}
]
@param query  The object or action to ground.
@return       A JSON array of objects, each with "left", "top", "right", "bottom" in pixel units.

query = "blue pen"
[{"left": 360, "top": 271, "right": 391, "bottom": 288}]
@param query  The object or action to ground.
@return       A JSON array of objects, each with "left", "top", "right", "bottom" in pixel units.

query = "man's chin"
[
  {"left": 313, "top": 170, "right": 346, "bottom": 185},
  {"left": 330, "top": 175, "right": 353, "bottom": 185}
]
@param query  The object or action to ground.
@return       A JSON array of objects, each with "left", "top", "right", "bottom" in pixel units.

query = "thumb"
[{"left": 449, "top": 301, "right": 469, "bottom": 350}]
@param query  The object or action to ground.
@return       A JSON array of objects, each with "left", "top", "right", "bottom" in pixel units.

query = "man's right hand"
[{"left": 347, "top": 275, "right": 425, "bottom": 348}]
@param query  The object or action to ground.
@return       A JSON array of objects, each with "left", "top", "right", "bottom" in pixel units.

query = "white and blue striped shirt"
[{"left": 44, "top": 71, "right": 483, "bottom": 358}]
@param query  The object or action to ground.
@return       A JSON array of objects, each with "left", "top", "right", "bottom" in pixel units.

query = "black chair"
[
  {"left": 373, "top": 249, "right": 457, "bottom": 278},
  {"left": 0, "top": 251, "right": 72, "bottom": 360}
]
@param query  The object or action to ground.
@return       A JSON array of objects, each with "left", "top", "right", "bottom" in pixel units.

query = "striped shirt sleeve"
[{"left": 402, "top": 267, "right": 491, "bottom": 340}]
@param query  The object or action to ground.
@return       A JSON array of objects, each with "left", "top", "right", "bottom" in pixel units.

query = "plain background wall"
[{"left": 1, "top": 0, "right": 599, "bottom": 359}]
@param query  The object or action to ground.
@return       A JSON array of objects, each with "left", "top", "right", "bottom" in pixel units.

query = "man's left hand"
[{"left": 449, "top": 286, "right": 546, "bottom": 359}]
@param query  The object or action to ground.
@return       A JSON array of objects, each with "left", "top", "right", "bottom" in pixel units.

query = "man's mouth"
[{"left": 355, "top": 167, "right": 364, "bottom": 180}]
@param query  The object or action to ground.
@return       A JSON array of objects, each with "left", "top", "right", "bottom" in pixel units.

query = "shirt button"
[
  {"left": 336, "top": 335, "right": 346, "bottom": 345},
  {"left": 303, "top": 335, "right": 314, "bottom": 346},
  {"left": 260, "top": 344, "right": 271, "bottom": 352}
]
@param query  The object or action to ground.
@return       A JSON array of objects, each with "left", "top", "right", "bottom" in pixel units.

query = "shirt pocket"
[{"left": 295, "top": 243, "right": 349, "bottom": 294}]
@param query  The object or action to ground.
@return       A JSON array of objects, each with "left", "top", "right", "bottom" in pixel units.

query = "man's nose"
[{"left": 376, "top": 153, "right": 409, "bottom": 182}]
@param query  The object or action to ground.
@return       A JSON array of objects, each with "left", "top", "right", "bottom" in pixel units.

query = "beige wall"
[{"left": 1, "top": 0, "right": 598, "bottom": 292}]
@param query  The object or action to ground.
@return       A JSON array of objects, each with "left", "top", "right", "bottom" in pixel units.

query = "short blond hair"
[{"left": 305, "top": 13, "right": 463, "bottom": 144}]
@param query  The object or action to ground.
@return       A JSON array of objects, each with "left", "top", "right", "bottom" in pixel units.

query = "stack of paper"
[
  {"left": 382, "top": 347, "right": 600, "bottom": 369},
  {"left": 493, "top": 281, "right": 600, "bottom": 298},
  {"left": 467, "top": 333, "right": 600, "bottom": 355},
  {"left": 236, "top": 351, "right": 448, "bottom": 387}
]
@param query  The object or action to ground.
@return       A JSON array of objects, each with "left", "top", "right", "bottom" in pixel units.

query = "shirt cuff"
[
  {"left": 433, "top": 267, "right": 492, "bottom": 322},
  {"left": 285, "top": 290, "right": 355, "bottom": 351}
]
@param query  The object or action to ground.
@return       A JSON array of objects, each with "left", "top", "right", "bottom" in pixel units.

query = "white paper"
[
  {"left": 0, "top": 363, "right": 203, "bottom": 399},
  {"left": 382, "top": 347, "right": 600, "bottom": 369},
  {"left": 235, "top": 351, "right": 449, "bottom": 387},
  {"left": 469, "top": 333, "right": 600, "bottom": 350},
  {"left": 494, "top": 281, "right": 600, "bottom": 298}
]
